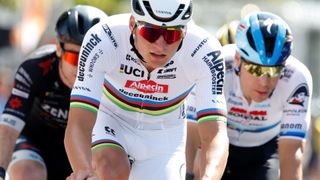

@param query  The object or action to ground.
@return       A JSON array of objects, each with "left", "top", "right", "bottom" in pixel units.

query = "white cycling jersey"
[
  {"left": 186, "top": 44, "right": 312, "bottom": 147},
  {"left": 71, "top": 13, "right": 226, "bottom": 127},
  {"left": 70, "top": 14, "right": 227, "bottom": 179}
]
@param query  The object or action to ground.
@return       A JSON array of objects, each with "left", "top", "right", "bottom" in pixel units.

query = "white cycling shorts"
[{"left": 92, "top": 109, "right": 187, "bottom": 180}]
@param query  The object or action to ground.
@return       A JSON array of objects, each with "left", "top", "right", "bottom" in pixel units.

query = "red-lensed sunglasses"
[
  {"left": 60, "top": 43, "right": 79, "bottom": 66},
  {"left": 136, "top": 21, "right": 186, "bottom": 44},
  {"left": 62, "top": 51, "right": 79, "bottom": 66}
]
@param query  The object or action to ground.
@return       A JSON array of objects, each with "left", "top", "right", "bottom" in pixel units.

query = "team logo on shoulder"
[
  {"left": 38, "top": 59, "right": 52, "bottom": 76},
  {"left": 191, "top": 38, "right": 208, "bottom": 57},
  {"left": 281, "top": 67, "right": 294, "bottom": 81},
  {"left": 8, "top": 97, "right": 23, "bottom": 109},
  {"left": 102, "top": 24, "right": 118, "bottom": 48},
  {"left": 287, "top": 83, "right": 309, "bottom": 107}
]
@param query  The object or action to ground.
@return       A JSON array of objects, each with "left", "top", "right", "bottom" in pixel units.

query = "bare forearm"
[
  {"left": 65, "top": 125, "right": 93, "bottom": 171},
  {"left": 200, "top": 132, "right": 228, "bottom": 179},
  {"left": 279, "top": 139, "right": 304, "bottom": 180},
  {"left": 64, "top": 108, "right": 97, "bottom": 172},
  {"left": 280, "top": 149, "right": 303, "bottom": 180},
  {"left": 0, "top": 125, "right": 19, "bottom": 169},
  {"left": 198, "top": 121, "right": 229, "bottom": 180}
]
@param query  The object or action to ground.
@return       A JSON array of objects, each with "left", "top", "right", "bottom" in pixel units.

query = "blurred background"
[{"left": 0, "top": 0, "right": 319, "bottom": 179}]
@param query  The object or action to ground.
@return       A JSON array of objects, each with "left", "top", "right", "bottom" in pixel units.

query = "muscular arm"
[
  {"left": 0, "top": 125, "right": 19, "bottom": 169},
  {"left": 278, "top": 138, "right": 304, "bottom": 180},
  {"left": 198, "top": 120, "right": 229, "bottom": 180},
  {"left": 64, "top": 107, "right": 97, "bottom": 175},
  {"left": 186, "top": 121, "right": 201, "bottom": 178}
]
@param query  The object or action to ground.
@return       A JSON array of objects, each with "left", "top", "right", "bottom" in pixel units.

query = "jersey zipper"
[{"left": 137, "top": 65, "right": 152, "bottom": 127}]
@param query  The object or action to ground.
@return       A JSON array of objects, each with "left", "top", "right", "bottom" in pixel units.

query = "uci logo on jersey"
[{"left": 120, "top": 64, "right": 145, "bottom": 78}]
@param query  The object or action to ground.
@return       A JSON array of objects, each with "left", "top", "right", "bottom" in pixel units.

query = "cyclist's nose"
[
  {"left": 257, "top": 75, "right": 272, "bottom": 87},
  {"left": 153, "top": 35, "right": 168, "bottom": 49}
]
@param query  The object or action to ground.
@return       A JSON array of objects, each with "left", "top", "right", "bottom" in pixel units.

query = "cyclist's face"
[
  {"left": 130, "top": 16, "right": 184, "bottom": 72},
  {"left": 57, "top": 42, "right": 80, "bottom": 88},
  {"left": 235, "top": 53, "right": 280, "bottom": 103}
]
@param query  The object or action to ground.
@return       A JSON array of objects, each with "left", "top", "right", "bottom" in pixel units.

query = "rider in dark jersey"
[{"left": 0, "top": 5, "right": 107, "bottom": 180}]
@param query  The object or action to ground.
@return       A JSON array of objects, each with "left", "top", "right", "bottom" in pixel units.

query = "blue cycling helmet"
[{"left": 235, "top": 12, "right": 293, "bottom": 66}]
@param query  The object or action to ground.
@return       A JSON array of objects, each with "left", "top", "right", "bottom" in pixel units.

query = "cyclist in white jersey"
[
  {"left": 64, "top": 0, "right": 228, "bottom": 179},
  {"left": 186, "top": 12, "right": 313, "bottom": 180}
]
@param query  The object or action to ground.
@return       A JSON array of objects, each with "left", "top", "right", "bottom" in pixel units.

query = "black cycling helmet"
[{"left": 55, "top": 5, "right": 108, "bottom": 45}]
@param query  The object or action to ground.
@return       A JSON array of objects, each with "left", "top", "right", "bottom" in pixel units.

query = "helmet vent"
[
  {"left": 279, "top": 30, "right": 292, "bottom": 63},
  {"left": 143, "top": 1, "right": 184, "bottom": 23},
  {"left": 240, "top": 48, "right": 249, "bottom": 57},
  {"left": 132, "top": 0, "right": 145, "bottom": 16},
  {"left": 92, "top": 18, "right": 101, "bottom": 26},
  {"left": 77, "top": 14, "right": 85, "bottom": 35},
  {"left": 264, "top": 35, "right": 275, "bottom": 57},
  {"left": 182, "top": 1, "right": 192, "bottom": 20},
  {"left": 246, "top": 28, "right": 256, "bottom": 51}
]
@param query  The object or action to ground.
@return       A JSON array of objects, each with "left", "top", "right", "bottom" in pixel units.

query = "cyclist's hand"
[{"left": 66, "top": 170, "right": 97, "bottom": 180}]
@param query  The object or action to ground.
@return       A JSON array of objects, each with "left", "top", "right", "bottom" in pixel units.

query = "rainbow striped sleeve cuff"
[
  {"left": 70, "top": 95, "right": 100, "bottom": 113},
  {"left": 91, "top": 139, "right": 125, "bottom": 151},
  {"left": 197, "top": 108, "right": 227, "bottom": 123}
]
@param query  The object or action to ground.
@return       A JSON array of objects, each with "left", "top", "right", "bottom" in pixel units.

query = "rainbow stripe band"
[
  {"left": 197, "top": 108, "right": 227, "bottom": 123},
  {"left": 103, "top": 80, "right": 194, "bottom": 116},
  {"left": 70, "top": 95, "right": 100, "bottom": 113},
  {"left": 91, "top": 139, "right": 125, "bottom": 151}
]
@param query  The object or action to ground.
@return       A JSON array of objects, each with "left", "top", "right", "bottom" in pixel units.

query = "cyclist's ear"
[
  {"left": 235, "top": 51, "right": 241, "bottom": 66},
  {"left": 129, "top": 15, "right": 137, "bottom": 32},
  {"left": 55, "top": 40, "right": 63, "bottom": 58}
]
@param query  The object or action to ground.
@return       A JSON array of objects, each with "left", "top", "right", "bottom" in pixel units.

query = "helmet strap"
[
  {"left": 130, "top": 33, "right": 146, "bottom": 63},
  {"left": 176, "top": 39, "right": 183, "bottom": 52},
  {"left": 235, "top": 62, "right": 241, "bottom": 76}
]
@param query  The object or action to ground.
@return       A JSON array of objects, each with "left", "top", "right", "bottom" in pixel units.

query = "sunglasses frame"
[
  {"left": 135, "top": 21, "right": 186, "bottom": 44},
  {"left": 240, "top": 57, "right": 285, "bottom": 78}
]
